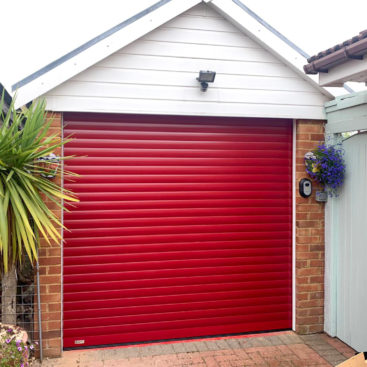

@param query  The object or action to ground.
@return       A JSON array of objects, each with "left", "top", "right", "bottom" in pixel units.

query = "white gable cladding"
[{"left": 43, "top": 4, "right": 329, "bottom": 119}]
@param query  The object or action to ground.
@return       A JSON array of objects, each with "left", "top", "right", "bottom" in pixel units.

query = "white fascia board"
[
  {"left": 13, "top": 0, "right": 201, "bottom": 109},
  {"left": 319, "top": 57, "right": 367, "bottom": 87},
  {"left": 209, "top": 0, "right": 333, "bottom": 101}
]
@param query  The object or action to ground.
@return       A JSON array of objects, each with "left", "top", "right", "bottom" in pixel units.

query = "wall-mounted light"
[
  {"left": 196, "top": 70, "right": 216, "bottom": 92},
  {"left": 37, "top": 153, "right": 60, "bottom": 179}
]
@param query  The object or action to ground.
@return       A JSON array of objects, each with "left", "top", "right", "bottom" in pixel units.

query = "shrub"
[{"left": 0, "top": 324, "right": 36, "bottom": 367}]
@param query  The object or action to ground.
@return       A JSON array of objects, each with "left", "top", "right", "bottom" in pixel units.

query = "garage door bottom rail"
[{"left": 63, "top": 327, "right": 292, "bottom": 350}]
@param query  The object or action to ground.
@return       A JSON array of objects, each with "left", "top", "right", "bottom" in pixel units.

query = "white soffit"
[{"left": 319, "top": 57, "right": 367, "bottom": 87}]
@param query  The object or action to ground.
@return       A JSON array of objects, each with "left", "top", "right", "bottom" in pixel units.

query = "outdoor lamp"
[
  {"left": 37, "top": 153, "right": 60, "bottom": 179},
  {"left": 197, "top": 70, "right": 216, "bottom": 92}
]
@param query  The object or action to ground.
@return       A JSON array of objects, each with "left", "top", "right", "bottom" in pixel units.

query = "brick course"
[{"left": 36, "top": 116, "right": 326, "bottom": 357}]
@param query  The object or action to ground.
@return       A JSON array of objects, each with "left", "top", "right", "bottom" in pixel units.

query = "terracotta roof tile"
[{"left": 304, "top": 29, "right": 367, "bottom": 74}]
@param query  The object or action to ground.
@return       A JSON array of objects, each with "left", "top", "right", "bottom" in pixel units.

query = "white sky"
[{"left": 1, "top": 0, "right": 366, "bottom": 92}]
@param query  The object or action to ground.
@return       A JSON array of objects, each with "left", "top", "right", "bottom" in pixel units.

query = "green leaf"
[{"left": 6, "top": 170, "right": 14, "bottom": 182}]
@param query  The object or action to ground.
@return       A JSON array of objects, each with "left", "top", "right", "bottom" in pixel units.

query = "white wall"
[{"left": 43, "top": 3, "right": 329, "bottom": 119}]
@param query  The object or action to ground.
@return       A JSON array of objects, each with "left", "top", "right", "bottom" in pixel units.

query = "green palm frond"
[{"left": 0, "top": 94, "right": 78, "bottom": 273}]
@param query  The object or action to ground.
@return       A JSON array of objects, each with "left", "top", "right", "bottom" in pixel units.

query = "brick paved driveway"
[{"left": 34, "top": 331, "right": 355, "bottom": 367}]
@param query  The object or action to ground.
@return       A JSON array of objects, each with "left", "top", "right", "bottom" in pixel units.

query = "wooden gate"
[{"left": 325, "top": 133, "right": 367, "bottom": 352}]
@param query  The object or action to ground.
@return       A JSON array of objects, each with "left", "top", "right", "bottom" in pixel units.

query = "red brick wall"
[
  {"left": 34, "top": 112, "right": 63, "bottom": 358},
  {"left": 295, "top": 120, "right": 325, "bottom": 334},
  {"left": 36, "top": 116, "right": 326, "bottom": 357}
]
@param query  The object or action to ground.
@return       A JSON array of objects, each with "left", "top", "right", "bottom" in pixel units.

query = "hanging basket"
[{"left": 304, "top": 143, "right": 345, "bottom": 197}]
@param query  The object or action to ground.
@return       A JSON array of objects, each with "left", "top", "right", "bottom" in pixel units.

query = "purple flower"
[
  {"left": 18, "top": 346, "right": 22, "bottom": 352},
  {"left": 29, "top": 345, "right": 34, "bottom": 350},
  {"left": 5, "top": 338, "right": 11, "bottom": 343},
  {"left": 7, "top": 328, "right": 13, "bottom": 333},
  {"left": 21, "top": 364, "right": 24, "bottom": 367}
]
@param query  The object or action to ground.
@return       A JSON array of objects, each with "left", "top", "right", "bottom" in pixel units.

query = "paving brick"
[
  {"left": 203, "top": 356, "right": 220, "bottom": 367},
  {"left": 78, "top": 350, "right": 102, "bottom": 362},
  {"left": 215, "top": 339, "right": 230, "bottom": 350},
  {"left": 103, "top": 348, "right": 136, "bottom": 360},
  {"left": 310, "top": 344, "right": 338, "bottom": 353},
  {"left": 275, "top": 344, "right": 297, "bottom": 358},
  {"left": 240, "top": 338, "right": 256, "bottom": 347},
  {"left": 318, "top": 351, "right": 346, "bottom": 364},
  {"left": 79, "top": 362, "right": 104, "bottom": 367},
  {"left": 248, "top": 351, "right": 268, "bottom": 365},
  {"left": 205, "top": 340, "right": 221, "bottom": 351},
  {"left": 264, "top": 335, "right": 285, "bottom": 346},
  {"left": 157, "top": 343, "right": 176, "bottom": 355},
  {"left": 278, "top": 332, "right": 303, "bottom": 345},
  {"left": 242, "top": 336, "right": 272, "bottom": 347},
  {"left": 194, "top": 341, "right": 210, "bottom": 352},
  {"left": 182, "top": 341, "right": 198, "bottom": 353},
  {"left": 300, "top": 334, "right": 324, "bottom": 344},
  {"left": 321, "top": 334, "right": 356, "bottom": 357},
  {"left": 225, "top": 338, "right": 242, "bottom": 349},
  {"left": 122, "top": 346, "right": 143, "bottom": 359},
  {"left": 172, "top": 342, "right": 188, "bottom": 354},
  {"left": 142, "top": 344, "right": 166, "bottom": 357},
  {"left": 200, "top": 350, "right": 226, "bottom": 357}
]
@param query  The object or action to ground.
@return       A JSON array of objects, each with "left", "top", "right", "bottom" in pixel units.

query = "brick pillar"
[
  {"left": 295, "top": 120, "right": 325, "bottom": 334},
  {"left": 35, "top": 112, "right": 63, "bottom": 357}
]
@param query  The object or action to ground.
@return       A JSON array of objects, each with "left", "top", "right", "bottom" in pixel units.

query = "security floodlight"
[{"left": 197, "top": 70, "right": 216, "bottom": 92}]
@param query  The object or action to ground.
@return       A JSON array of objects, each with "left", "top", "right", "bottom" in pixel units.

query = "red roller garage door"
[{"left": 63, "top": 113, "right": 293, "bottom": 348}]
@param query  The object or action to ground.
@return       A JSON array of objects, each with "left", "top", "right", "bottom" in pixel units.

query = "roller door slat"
[
  {"left": 65, "top": 231, "right": 291, "bottom": 247},
  {"left": 66, "top": 147, "right": 290, "bottom": 158},
  {"left": 63, "top": 255, "right": 290, "bottom": 275},
  {"left": 64, "top": 263, "right": 290, "bottom": 284},
  {"left": 63, "top": 288, "right": 291, "bottom": 312},
  {"left": 65, "top": 215, "right": 290, "bottom": 230},
  {"left": 65, "top": 295, "right": 291, "bottom": 320},
  {"left": 64, "top": 247, "right": 290, "bottom": 266},
  {"left": 64, "top": 239, "right": 289, "bottom": 256},
  {"left": 64, "top": 206, "right": 290, "bottom": 220},
  {"left": 64, "top": 271, "right": 290, "bottom": 293}
]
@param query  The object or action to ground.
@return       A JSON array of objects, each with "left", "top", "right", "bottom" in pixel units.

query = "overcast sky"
[{"left": 1, "top": 0, "right": 366, "bottom": 91}]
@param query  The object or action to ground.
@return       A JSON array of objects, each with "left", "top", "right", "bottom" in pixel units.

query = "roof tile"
[{"left": 304, "top": 29, "right": 367, "bottom": 74}]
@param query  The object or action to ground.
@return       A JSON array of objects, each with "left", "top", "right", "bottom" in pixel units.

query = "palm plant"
[{"left": 0, "top": 94, "right": 77, "bottom": 324}]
